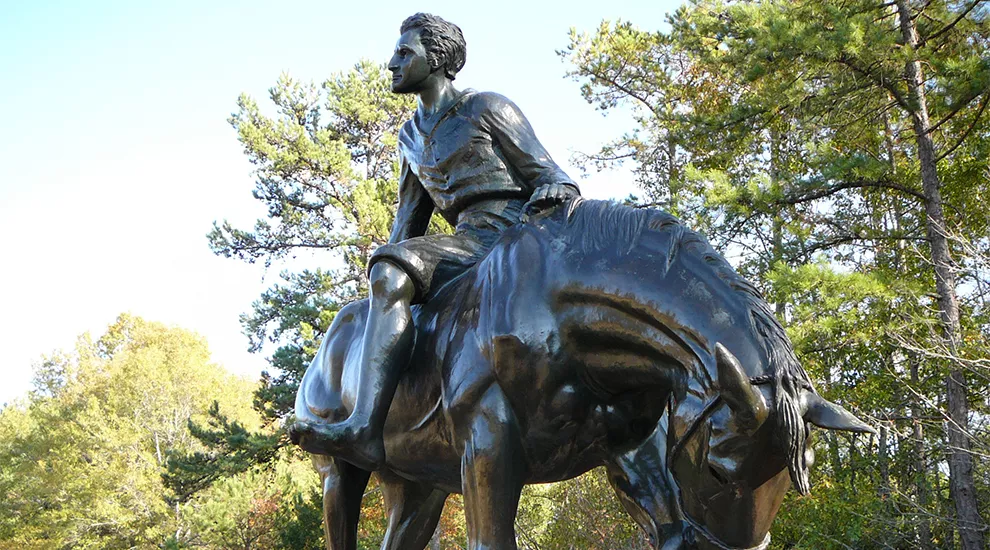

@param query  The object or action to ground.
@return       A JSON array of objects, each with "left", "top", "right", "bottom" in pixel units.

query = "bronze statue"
[{"left": 290, "top": 13, "right": 874, "bottom": 550}]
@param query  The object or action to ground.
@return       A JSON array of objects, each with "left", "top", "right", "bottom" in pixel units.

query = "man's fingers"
[{"left": 526, "top": 184, "right": 576, "bottom": 215}]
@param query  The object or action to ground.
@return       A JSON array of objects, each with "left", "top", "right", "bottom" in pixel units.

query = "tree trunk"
[
  {"left": 878, "top": 422, "right": 890, "bottom": 500},
  {"left": 770, "top": 127, "right": 786, "bottom": 318},
  {"left": 666, "top": 131, "right": 679, "bottom": 214},
  {"left": 911, "top": 357, "right": 933, "bottom": 549},
  {"left": 894, "top": 2, "right": 985, "bottom": 548}
]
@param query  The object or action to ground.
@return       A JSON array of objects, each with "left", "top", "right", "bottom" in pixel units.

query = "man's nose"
[{"left": 387, "top": 55, "right": 400, "bottom": 71}]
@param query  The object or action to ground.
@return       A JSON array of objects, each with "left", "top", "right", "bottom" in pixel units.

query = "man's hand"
[{"left": 525, "top": 183, "right": 578, "bottom": 214}]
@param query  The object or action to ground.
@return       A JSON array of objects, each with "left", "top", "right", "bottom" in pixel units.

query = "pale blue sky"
[{"left": 0, "top": 1, "right": 679, "bottom": 405}]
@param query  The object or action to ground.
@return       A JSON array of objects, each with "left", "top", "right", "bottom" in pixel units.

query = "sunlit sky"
[{"left": 0, "top": 1, "right": 679, "bottom": 405}]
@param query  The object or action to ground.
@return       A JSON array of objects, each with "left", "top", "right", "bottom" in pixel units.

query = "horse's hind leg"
[
  {"left": 378, "top": 472, "right": 449, "bottom": 550},
  {"left": 459, "top": 386, "right": 527, "bottom": 550},
  {"left": 312, "top": 454, "right": 372, "bottom": 550}
]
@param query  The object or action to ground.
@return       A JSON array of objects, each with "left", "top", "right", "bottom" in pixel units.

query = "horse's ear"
[
  {"left": 715, "top": 343, "right": 768, "bottom": 431},
  {"left": 802, "top": 392, "right": 876, "bottom": 434}
]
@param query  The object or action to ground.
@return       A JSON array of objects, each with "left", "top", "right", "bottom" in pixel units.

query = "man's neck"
[{"left": 417, "top": 78, "right": 460, "bottom": 120}]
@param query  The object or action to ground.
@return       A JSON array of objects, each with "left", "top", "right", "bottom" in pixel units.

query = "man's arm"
[
  {"left": 478, "top": 93, "right": 581, "bottom": 202},
  {"left": 388, "top": 155, "right": 434, "bottom": 244}
]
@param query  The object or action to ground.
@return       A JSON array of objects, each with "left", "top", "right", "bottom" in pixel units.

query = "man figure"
[{"left": 298, "top": 13, "right": 579, "bottom": 469}]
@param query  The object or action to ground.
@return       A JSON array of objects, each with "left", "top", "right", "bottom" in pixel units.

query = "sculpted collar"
[{"left": 413, "top": 89, "right": 476, "bottom": 137}]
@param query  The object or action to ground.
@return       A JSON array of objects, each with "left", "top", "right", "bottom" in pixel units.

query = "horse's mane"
[{"left": 559, "top": 198, "right": 817, "bottom": 494}]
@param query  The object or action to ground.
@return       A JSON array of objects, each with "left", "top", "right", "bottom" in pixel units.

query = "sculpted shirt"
[
  {"left": 389, "top": 90, "right": 578, "bottom": 242},
  {"left": 371, "top": 90, "right": 579, "bottom": 302}
]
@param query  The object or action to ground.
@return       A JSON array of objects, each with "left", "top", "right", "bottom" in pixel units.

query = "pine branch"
[
  {"left": 774, "top": 179, "right": 926, "bottom": 206},
  {"left": 919, "top": 0, "right": 988, "bottom": 47},
  {"left": 936, "top": 90, "right": 990, "bottom": 162}
]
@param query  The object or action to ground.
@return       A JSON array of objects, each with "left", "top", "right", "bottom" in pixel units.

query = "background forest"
[{"left": 2, "top": 0, "right": 989, "bottom": 548}]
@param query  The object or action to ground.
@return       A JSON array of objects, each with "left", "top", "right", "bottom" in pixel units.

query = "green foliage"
[
  {"left": 517, "top": 469, "right": 651, "bottom": 549},
  {"left": 272, "top": 486, "right": 326, "bottom": 550},
  {"left": 176, "top": 453, "right": 323, "bottom": 550},
  {"left": 0, "top": 315, "right": 336, "bottom": 549},
  {"left": 164, "top": 402, "right": 281, "bottom": 503},
  {"left": 0, "top": 315, "right": 261, "bottom": 548}
]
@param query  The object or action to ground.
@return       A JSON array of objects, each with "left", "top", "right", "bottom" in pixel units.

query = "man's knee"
[{"left": 369, "top": 260, "right": 416, "bottom": 303}]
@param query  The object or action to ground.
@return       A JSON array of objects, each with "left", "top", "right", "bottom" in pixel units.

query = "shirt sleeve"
[
  {"left": 388, "top": 152, "right": 435, "bottom": 244},
  {"left": 478, "top": 93, "right": 580, "bottom": 194}
]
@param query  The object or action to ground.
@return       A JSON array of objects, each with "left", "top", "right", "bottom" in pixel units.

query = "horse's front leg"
[
  {"left": 606, "top": 416, "right": 686, "bottom": 549},
  {"left": 458, "top": 385, "right": 527, "bottom": 550}
]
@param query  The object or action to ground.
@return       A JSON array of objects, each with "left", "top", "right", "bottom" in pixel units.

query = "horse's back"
[{"left": 523, "top": 200, "right": 778, "bottom": 380}]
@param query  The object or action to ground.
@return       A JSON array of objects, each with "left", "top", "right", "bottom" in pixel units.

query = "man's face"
[{"left": 388, "top": 29, "right": 434, "bottom": 94}]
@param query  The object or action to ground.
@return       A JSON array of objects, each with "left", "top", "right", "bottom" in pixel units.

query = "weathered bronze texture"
[{"left": 290, "top": 13, "right": 874, "bottom": 550}]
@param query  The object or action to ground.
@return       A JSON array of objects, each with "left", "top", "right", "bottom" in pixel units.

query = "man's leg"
[{"left": 294, "top": 260, "right": 416, "bottom": 470}]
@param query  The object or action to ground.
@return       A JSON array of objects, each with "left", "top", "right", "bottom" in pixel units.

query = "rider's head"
[{"left": 399, "top": 13, "right": 466, "bottom": 80}]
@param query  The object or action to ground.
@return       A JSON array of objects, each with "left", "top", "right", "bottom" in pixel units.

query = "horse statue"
[{"left": 291, "top": 199, "right": 874, "bottom": 550}]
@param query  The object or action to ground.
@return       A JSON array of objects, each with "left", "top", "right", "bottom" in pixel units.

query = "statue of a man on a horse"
[{"left": 290, "top": 13, "right": 874, "bottom": 550}]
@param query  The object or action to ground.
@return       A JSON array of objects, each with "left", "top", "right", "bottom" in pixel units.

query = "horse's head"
[{"left": 666, "top": 343, "right": 874, "bottom": 549}]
